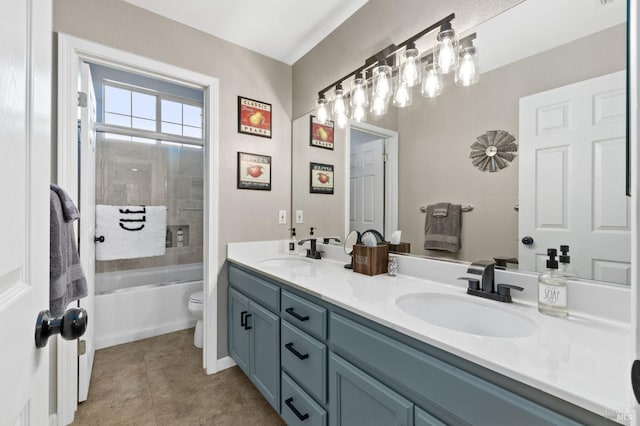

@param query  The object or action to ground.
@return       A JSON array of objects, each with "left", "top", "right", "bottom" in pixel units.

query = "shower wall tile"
[
  {"left": 191, "top": 177, "right": 203, "bottom": 200},
  {"left": 96, "top": 138, "right": 204, "bottom": 274}
]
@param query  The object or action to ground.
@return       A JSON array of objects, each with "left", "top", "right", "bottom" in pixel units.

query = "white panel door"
[
  {"left": 0, "top": 0, "right": 52, "bottom": 424},
  {"left": 350, "top": 138, "right": 385, "bottom": 234},
  {"left": 78, "top": 62, "right": 97, "bottom": 402},
  {"left": 519, "top": 71, "right": 629, "bottom": 283}
]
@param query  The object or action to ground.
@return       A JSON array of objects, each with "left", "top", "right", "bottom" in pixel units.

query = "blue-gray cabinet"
[
  {"left": 249, "top": 301, "right": 280, "bottom": 410},
  {"left": 228, "top": 287, "right": 250, "bottom": 374},
  {"left": 227, "top": 287, "right": 280, "bottom": 412},
  {"left": 282, "top": 372, "right": 328, "bottom": 426},
  {"left": 329, "top": 352, "right": 414, "bottom": 426},
  {"left": 227, "top": 263, "right": 614, "bottom": 426}
]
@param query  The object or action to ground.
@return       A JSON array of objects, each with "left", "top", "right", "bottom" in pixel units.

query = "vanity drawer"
[
  {"left": 281, "top": 320, "right": 327, "bottom": 404},
  {"left": 281, "top": 290, "right": 327, "bottom": 340},
  {"left": 228, "top": 264, "right": 280, "bottom": 312},
  {"left": 330, "top": 313, "right": 581, "bottom": 426},
  {"left": 281, "top": 372, "right": 327, "bottom": 426}
]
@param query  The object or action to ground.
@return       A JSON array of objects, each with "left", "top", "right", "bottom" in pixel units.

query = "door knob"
[
  {"left": 35, "top": 307, "right": 87, "bottom": 348},
  {"left": 521, "top": 236, "right": 534, "bottom": 245}
]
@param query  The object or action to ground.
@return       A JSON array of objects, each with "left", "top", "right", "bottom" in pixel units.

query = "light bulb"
[
  {"left": 376, "top": 72, "right": 390, "bottom": 98},
  {"left": 351, "top": 105, "right": 366, "bottom": 122},
  {"left": 435, "top": 23, "right": 458, "bottom": 75},
  {"left": 336, "top": 112, "right": 348, "bottom": 129},
  {"left": 438, "top": 38, "right": 455, "bottom": 73},
  {"left": 402, "top": 57, "right": 419, "bottom": 87},
  {"left": 372, "top": 64, "right": 392, "bottom": 99},
  {"left": 371, "top": 96, "right": 386, "bottom": 116},
  {"left": 350, "top": 73, "right": 368, "bottom": 107},
  {"left": 458, "top": 54, "right": 475, "bottom": 85},
  {"left": 315, "top": 95, "right": 329, "bottom": 124},
  {"left": 421, "top": 62, "right": 443, "bottom": 98},
  {"left": 400, "top": 43, "right": 421, "bottom": 87},
  {"left": 353, "top": 85, "right": 366, "bottom": 106},
  {"left": 393, "top": 80, "right": 411, "bottom": 108},
  {"left": 333, "top": 85, "right": 347, "bottom": 116},
  {"left": 455, "top": 42, "right": 479, "bottom": 87}
]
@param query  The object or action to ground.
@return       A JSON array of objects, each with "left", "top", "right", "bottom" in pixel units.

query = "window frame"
[{"left": 99, "top": 79, "right": 205, "bottom": 147}]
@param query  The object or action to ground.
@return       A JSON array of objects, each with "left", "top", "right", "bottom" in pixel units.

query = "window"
[{"left": 101, "top": 81, "right": 203, "bottom": 146}]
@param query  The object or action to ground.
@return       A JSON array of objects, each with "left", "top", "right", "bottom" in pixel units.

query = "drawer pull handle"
[
  {"left": 285, "top": 397, "right": 309, "bottom": 421},
  {"left": 285, "top": 342, "right": 309, "bottom": 360},
  {"left": 243, "top": 313, "right": 252, "bottom": 330},
  {"left": 240, "top": 311, "right": 248, "bottom": 327},
  {"left": 285, "top": 307, "right": 310, "bottom": 322}
]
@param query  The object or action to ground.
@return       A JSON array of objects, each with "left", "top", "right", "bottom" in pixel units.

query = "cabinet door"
[
  {"left": 415, "top": 407, "right": 447, "bottom": 426},
  {"left": 228, "top": 288, "right": 250, "bottom": 375},
  {"left": 250, "top": 301, "right": 281, "bottom": 412},
  {"left": 329, "top": 353, "right": 414, "bottom": 426}
]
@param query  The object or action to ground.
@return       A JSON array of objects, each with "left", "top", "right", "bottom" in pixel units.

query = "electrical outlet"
[
  {"left": 296, "top": 210, "right": 304, "bottom": 224},
  {"left": 278, "top": 210, "right": 287, "bottom": 225}
]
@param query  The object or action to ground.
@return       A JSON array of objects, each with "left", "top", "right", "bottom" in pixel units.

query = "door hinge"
[
  {"left": 383, "top": 153, "right": 388, "bottom": 162},
  {"left": 77, "top": 339, "right": 87, "bottom": 356},
  {"left": 77, "top": 92, "right": 88, "bottom": 108}
]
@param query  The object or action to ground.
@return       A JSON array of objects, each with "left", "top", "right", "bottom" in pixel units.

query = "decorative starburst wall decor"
[{"left": 469, "top": 130, "right": 517, "bottom": 172}]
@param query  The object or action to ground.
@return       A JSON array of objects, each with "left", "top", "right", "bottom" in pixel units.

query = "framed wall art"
[
  {"left": 238, "top": 96, "right": 272, "bottom": 138},
  {"left": 310, "top": 162, "right": 334, "bottom": 194},
  {"left": 237, "top": 152, "right": 272, "bottom": 190},
  {"left": 310, "top": 115, "right": 334, "bottom": 150}
]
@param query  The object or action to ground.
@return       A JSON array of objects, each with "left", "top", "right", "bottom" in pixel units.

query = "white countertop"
[{"left": 227, "top": 240, "right": 633, "bottom": 423}]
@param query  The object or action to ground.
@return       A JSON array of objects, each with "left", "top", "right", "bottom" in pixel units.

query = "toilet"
[{"left": 187, "top": 291, "right": 204, "bottom": 348}]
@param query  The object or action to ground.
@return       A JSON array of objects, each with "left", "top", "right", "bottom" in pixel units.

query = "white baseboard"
[
  {"left": 95, "top": 320, "right": 196, "bottom": 350},
  {"left": 216, "top": 356, "right": 236, "bottom": 372}
]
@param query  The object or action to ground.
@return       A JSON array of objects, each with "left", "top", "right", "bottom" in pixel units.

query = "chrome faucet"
[{"left": 458, "top": 260, "right": 523, "bottom": 303}]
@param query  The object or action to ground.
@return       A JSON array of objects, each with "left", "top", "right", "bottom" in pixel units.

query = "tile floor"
[{"left": 73, "top": 329, "right": 285, "bottom": 425}]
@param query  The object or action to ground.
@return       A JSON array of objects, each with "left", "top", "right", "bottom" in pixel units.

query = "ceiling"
[{"left": 123, "top": 0, "right": 369, "bottom": 65}]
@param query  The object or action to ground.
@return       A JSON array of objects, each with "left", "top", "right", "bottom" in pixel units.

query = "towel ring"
[{"left": 419, "top": 205, "right": 474, "bottom": 213}]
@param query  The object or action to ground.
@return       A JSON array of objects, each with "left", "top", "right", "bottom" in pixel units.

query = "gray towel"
[
  {"left": 432, "top": 202, "right": 450, "bottom": 217},
  {"left": 424, "top": 203, "right": 462, "bottom": 252},
  {"left": 50, "top": 185, "right": 87, "bottom": 317}
]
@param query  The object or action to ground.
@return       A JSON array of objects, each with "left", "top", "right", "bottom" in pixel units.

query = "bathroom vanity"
[{"left": 227, "top": 241, "right": 631, "bottom": 425}]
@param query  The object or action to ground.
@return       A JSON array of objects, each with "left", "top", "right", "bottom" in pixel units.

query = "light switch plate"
[
  {"left": 278, "top": 210, "right": 287, "bottom": 224},
  {"left": 295, "top": 210, "right": 303, "bottom": 224}
]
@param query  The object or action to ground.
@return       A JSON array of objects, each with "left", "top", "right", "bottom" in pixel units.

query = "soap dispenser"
[
  {"left": 559, "top": 245, "right": 579, "bottom": 280},
  {"left": 289, "top": 228, "right": 297, "bottom": 255},
  {"left": 538, "top": 248, "right": 568, "bottom": 318}
]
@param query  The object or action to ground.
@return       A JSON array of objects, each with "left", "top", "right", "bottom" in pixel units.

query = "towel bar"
[{"left": 419, "top": 204, "right": 474, "bottom": 213}]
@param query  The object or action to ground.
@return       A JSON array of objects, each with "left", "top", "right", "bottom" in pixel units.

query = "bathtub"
[{"left": 95, "top": 262, "right": 203, "bottom": 349}]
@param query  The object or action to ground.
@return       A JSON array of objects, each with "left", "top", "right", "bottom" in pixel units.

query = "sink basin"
[
  {"left": 259, "top": 257, "right": 314, "bottom": 268},
  {"left": 396, "top": 293, "right": 537, "bottom": 338}
]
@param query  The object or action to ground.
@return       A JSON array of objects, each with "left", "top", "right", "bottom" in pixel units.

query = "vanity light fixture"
[
  {"left": 455, "top": 37, "right": 479, "bottom": 87},
  {"left": 312, "top": 13, "right": 479, "bottom": 122}
]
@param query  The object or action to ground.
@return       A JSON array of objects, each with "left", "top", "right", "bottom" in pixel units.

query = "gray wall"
[
  {"left": 54, "top": 0, "right": 293, "bottom": 358},
  {"left": 398, "top": 24, "right": 626, "bottom": 261}
]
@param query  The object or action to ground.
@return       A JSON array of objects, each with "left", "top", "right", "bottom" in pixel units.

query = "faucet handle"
[
  {"left": 496, "top": 284, "right": 524, "bottom": 303},
  {"left": 458, "top": 277, "right": 480, "bottom": 291}
]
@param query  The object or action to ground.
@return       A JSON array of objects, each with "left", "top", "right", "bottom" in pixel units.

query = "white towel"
[{"left": 95, "top": 205, "right": 166, "bottom": 261}]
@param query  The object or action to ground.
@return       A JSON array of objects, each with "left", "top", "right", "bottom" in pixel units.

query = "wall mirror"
[{"left": 291, "top": 0, "right": 630, "bottom": 285}]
